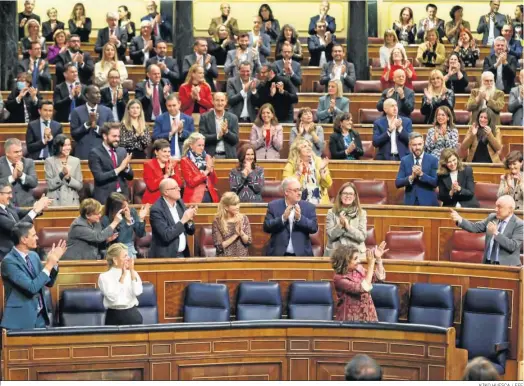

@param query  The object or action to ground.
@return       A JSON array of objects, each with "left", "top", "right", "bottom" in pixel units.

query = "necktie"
[
  {"left": 3, "top": 207, "right": 16, "bottom": 222},
  {"left": 415, "top": 157, "right": 420, "bottom": 166},
  {"left": 110, "top": 29, "right": 114, "bottom": 36},
  {"left": 489, "top": 221, "right": 506, "bottom": 263},
  {"left": 110, "top": 148, "right": 121, "bottom": 190},
  {"left": 25, "top": 255, "right": 44, "bottom": 311},
  {"left": 112, "top": 88, "right": 117, "bottom": 105},
  {"left": 32, "top": 59, "right": 39, "bottom": 87},
  {"left": 152, "top": 84, "right": 161, "bottom": 117},
  {"left": 69, "top": 84, "right": 76, "bottom": 113},
  {"left": 42, "top": 120, "right": 49, "bottom": 158}
]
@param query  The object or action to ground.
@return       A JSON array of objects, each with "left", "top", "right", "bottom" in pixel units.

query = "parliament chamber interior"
[{"left": 0, "top": 0, "right": 522, "bottom": 382}]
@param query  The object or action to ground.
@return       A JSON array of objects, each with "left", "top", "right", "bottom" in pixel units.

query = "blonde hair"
[
  {"left": 79, "top": 198, "right": 103, "bottom": 217},
  {"left": 389, "top": 47, "right": 408, "bottom": 65},
  {"left": 215, "top": 192, "right": 241, "bottom": 235},
  {"left": 383, "top": 29, "right": 399, "bottom": 46},
  {"left": 105, "top": 243, "right": 128, "bottom": 267},
  {"left": 184, "top": 63, "right": 209, "bottom": 88},
  {"left": 427, "top": 69, "right": 447, "bottom": 96},
  {"left": 122, "top": 99, "right": 146, "bottom": 136},
  {"left": 182, "top": 132, "right": 205, "bottom": 156},
  {"left": 100, "top": 42, "right": 119, "bottom": 68},
  {"left": 424, "top": 27, "right": 440, "bottom": 42},
  {"left": 288, "top": 137, "right": 313, "bottom": 171},
  {"left": 328, "top": 80, "right": 343, "bottom": 98},
  {"left": 24, "top": 19, "right": 42, "bottom": 39}
]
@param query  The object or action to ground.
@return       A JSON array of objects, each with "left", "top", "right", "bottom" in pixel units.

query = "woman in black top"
[
  {"left": 208, "top": 24, "right": 236, "bottom": 66},
  {"left": 442, "top": 52, "right": 469, "bottom": 94},
  {"left": 329, "top": 112, "right": 363, "bottom": 160},
  {"left": 118, "top": 5, "right": 136, "bottom": 41},
  {"left": 68, "top": 3, "right": 92, "bottom": 42},
  {"left": 258, "top": 4, "right": 280, "bottom": 42},
  {"left": 437, "top": 148, "right": 479, "bottom": 208},
  {"left": 275, "top": 24, "right": 302, "bottom": 62},
  {"left": 453, "top": 28, "right": 479, "bottom": 67},
  {"left": 392, "top": 7, "right": 416, "bottom": 46}
]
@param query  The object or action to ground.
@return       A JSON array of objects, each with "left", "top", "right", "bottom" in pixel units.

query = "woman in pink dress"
[{"left": 331, "top": 243, "right": 388, "bottom": 322}]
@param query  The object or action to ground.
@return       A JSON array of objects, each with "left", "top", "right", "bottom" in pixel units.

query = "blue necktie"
[
  {"left": 42, "top": 120, "right": 49, "bottom": 159},
  {"left": 32, "top": 60, "right": 39, "bottom": 87},
  {"left": 488, "top": 221, "right": 506, "bottom": 263},
  {"left": 70, "top": 84, "right": 76, "bottom": 113},
  {"left": 25, "top": 255, "right": 44, "bottom": 311}
]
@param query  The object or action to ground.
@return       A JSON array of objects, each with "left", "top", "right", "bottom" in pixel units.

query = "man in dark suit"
[
  {"left": 395, "top": 132, "right": 439, "bottom": 206},
  {"left": 70, "top": 85, "right": 115, "bottom": 160},
  {"left": 135, "top": 64, "right": 171, "bottom": 122},
  {"left": 100, "top": 69, "right": 130, "bottom": 121},
  {"left": 129, "top": 20, "right": 158, "bottom": 65},
  {"left": 0, "top": 182, "right": 52, "bottom": 261},
  {"left": 308, "top": 1, "right": 336, "bottom": 35},
  {"left": 451, "top": 195, "right": 523, "bottom": 266},
  {"left": 491, "top": 24, "right": 523, "bottom": 61},
  {"left": 372, "top": 98, "right": 413, "bottom": 161},
  {"left": 226, "top": 62, "right": 258, "bottom": 123},
  {"left": 1, "top": 222, "right": 65, "bottom": 329},
  {"left": 483, "top": 36, "right": 518, "bottom": 94},
  {"left": 182, "top": 39, "right": 219, "bottom": 92},
  {"left": 94, "top": 12, "right": 128, "bottom": 59},
  {"left": 252, "top": 63, "right": 298, "bottom": 123},
  {"left": 5, "top": 72, "right": 41, "bottom": 124},
  {"left": 307, "top": 20, "right": 336, "bottom": 66},
  {"left": 146, "top": 41, "right": 180, "bottom": 89},
  {"left": 377, "top": 69, "right": 415, "bottom": 117},
  {"left": 88, "top": 123, "right": 134, "bottom": 204},
  {"left": 149, "top": 178, "right": 196, "bottom": 258},
  {"left": 26, "top": 100, "right": 63, "bottom": 160},
  {"left": 17, "top": 42, "right": 51, "bottom": 91},
  {"left": 152, "top": 94, "right": 194, "bottom": 158},
  {"left": 416, "top": 3, "right": 445, "bottom": 43},
  {"left": 263, "top": 177, "right": 318, "bottom": 256},
  {"left": 319, "top": 44, "right": 356, "bottom": 92},
  {"left": 199, "top": 92, "right": 239, "bottom": 159},
  {"left": 53, "top": 63, "right": 86, "bottom": 123},
  {"left": 55, "top": 34, "right": 94, "bottom": 85},
  {"left": 477, "top": 0, "right": 506, "bottom": 45},
  {"left": 18, "top": 0, "right": 40, "bottom": 41},
  {"left": 224, "top": 33, "right": 261, "bottom": 79},
  {"left": 141, "top": 0, "right": 172, "bottom": 42},
  {"left": 275, "top": 42, "right": 302, "bottom": 88},
  {"left": 509, "top": 70, "right": 523, "bottom": 126},
  {"left": 0, "top": 138, "right": 38, "bottom": 208}
]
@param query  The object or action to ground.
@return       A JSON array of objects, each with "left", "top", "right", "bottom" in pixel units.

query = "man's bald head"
[
  {"left": 159, "top": 178, "right": 178, "bottom": 195},
  {"left": 495, "top": 195, "right": 516, "bottom": 220}
]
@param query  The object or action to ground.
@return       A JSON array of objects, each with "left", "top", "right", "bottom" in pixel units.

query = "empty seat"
[
  {"left": 408, "top": 283, "right": 454, "bottom": 328},
  {"left": 353, "top": 180, "right": 388, "bottom": 205},
  {"left": 354, "top": 80, "right": 383, "bottom": 93},
  {"left": 37, "top": 227, "right": 69, "bottom": 256},
  {"left": 135, "top": 232, "right": 151, "bottom": 258},
  {"left": 365, "top": 227, "right": 377, "bottom": 249},
  {"left": 450, "top": 230, "right": 485, "bottom": 264},
  {"left": 384, "top": 231, "right": 425, "bottom": 260},
  {"left": 183, "top": 283, "right": 230, "bottom": 322},
  {"left": 198, "top": 226, "right": 216, "bottom": 257},
  {"left": 79, "top": 181, "right": 94, "bottom": 201},
  {"left": 58, "top": 288, "right": 106, "bottom": 326},
  {"left": 261, "top": 180, "right": 284, "bottom": 203},
  {"left": 454, "top": 110, "right": 471, "bottom": 125},
  {"left": 359, "top": 109, "right": 382, "bottom": 124},
  {"left": 410, "top": 110, "right": 426, "bottom": 124},
  {"left": 310, "top": 229, "right": 324, "bottom": 257},
  {"left": 370, "top": 283, "right": 400, "bottom": 323},
  {"left": 32, "top": 181, "right": 48, "bottom": 200},
  {"left": 236, "top": 282, "right": 282, "bottom": 321},
  {"left": 137, "top": 283, "right": 158, "bottom": 324},
  {"left": 475, "top": 182, "right": 499, "bottom": 208},
  {"left": 361, "top": 141, "right": 376, "bottom": 160},
  {"left": 500, "top": 112, "right": 513, "bottom": 125},
  {"left": 288, "top": 282, "right": 333, "bottom": 320},
  {"left": 459, "top": 288, "right": 510, "bottom": 374},
  {"left": 412, "top": 81, "right": 428, "bottom": 93}
]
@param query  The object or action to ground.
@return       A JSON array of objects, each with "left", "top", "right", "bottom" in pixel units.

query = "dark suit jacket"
[
  {"left": 149, "top": 197, "right": 195, "bottom": 258},
  {"left": 18, "top": 12, "right": 40, "bottom": 41},
  {"left": 416, "top": 18, "right": 445, "bottom": 43},
  {"left": 307, "top": 34, "right": 336, "bottom": 66},
  {"left": 53, "top": 82, "right": 86, "bottom": 123},
  {"left": 145, "top": 56, "right": 180, "bottom": 88},
  {"left": 477, "top": 13, "right": 506, "bottom": 45},
  {"left": 395, "top": 152, "right": 439, "bottom": 206},
  {"left": 70, "top": 104, "right": 115, "bottom": 160},
  {"left": 372, "top": 116, "right": 413, "bottom": 160},
  {"left": 88, "top": 144, "right": 134, "bottom": 204},
  {"left": 490, "top": 39, "right": 523, "bottom": 61},
  {"left": 182, "top": 53, "right": 219, "bottom": 92},
  {"left": 55, "top": 51, "right": 94, "bottom": 85},
  {"left": 42, "top": 20, "right": 65, "bottom": 42},
  {"left": 100, "top": 87, "right": 129, "bottom": 121},
  {"left": 0, "top": 206, "right": 34, "bottom": 260},
  {"left": 0, "top": 156, "right": 38, "bottom": 208},
  {"left": 17, "top": 58, "right": 51, "bottom": 91},
  {"left": 263, "top": 198, "right": 318, "bottom": 256},
  {"left": 509, "top": 86, "right": 523, "bottom": 126},
  {"left": 308, "top": 15, "right": 336, "bottom": 35},
  {"left": 483, "top": 54, "right": 518, "bottom": 94},
  {"left": 94, "top": 27, "right": 128, "bottom": 58},
  {"left": 26, "top": 119, "right": 63, "bottom": 160},
  {"left": 1, "top": 248, "right": 57, "bottom": 329},
  {"left": 319, "top": 60, "right": 356, "bottom": 92},
  {"left": 141, "top": 14, "right": 172, "bottom": 41},
  {"left": 152, "top": 112, "right": 195, "bottom": 156},
  {"left": 251, "top": 75, "right": 298, "bottom": 123},
  {"left": 68, "top": 18, "right": 92, "bottom": 42},
  {"left": 274, "top": 59, "right": 302, "bottom": 88},
  {"left": 5, "top": 89, "right": 41, "bottom": 124},
  {"left": 199, "top": 111, "right": 239, "bottom": 158},
  {"left": 226, "top": 76, "right": 258, "bottom": 122},
  {"left": 329, "top": 131, "right": 363, "bottom": 160},
  {"left": 377, "top": 87, "right": 415, "bottom": 117},
  {"left": 129, "top": 35, "right": 159, "bottom": 65},
  {"left": 135, "top": 80, "right": 170, "bottom": 122},
  {"left": 437, "top": 166, "right": 480, "bottom": 208}
]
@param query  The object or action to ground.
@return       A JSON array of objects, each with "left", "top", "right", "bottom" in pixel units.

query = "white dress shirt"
[
  {"left": 318, "top": 35, "right": 327, "bottom": 67},
  {"left": 0, "top": 203, "right": 36, "bottom": 221},
  {"left": 386, "top": 116, "right": 398, "bottom": 155},
  {"left": 488, "top": 18, "right": 495, "bottom": 45},
  {"left": 282, "top": 201, "right": 296, "bottom": 254},
  {"left": 7, "top": 158, "right": 27, "bottom": 185},
  {"left": 98, "top": 267, "right": 143, "bottom": 309},
  {"left": 215, "top": 113, "right": 226, "bottom": 154},
  {"left": 164, "top": 198, "right": 187, "bottom": 252},
  {"left": 109, "top": 88, "right": 119, "bottom": 121}
]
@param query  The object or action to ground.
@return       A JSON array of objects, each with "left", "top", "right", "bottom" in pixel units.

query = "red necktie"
[
  {"left": 152, "top": 84, "right": 161, "bottom": 117},
  {"left": 110, "top": 148, "right": 121, "bottom": 190}
]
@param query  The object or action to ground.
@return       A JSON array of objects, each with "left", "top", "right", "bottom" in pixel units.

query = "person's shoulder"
[
  {"left": 300, "top": 200, "right": 316, "bottom": 211},
  {"left": 180, "top": 112, "right": 193, "bottom": 122},
  {"left": 400, "top": 153, "right": 412, "bottom": 163}
]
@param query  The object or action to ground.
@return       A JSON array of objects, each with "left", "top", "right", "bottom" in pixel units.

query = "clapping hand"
[
  {"left": 366, "top": 248, "right": 376, "bottom": 264},
  {"left": 328, "top": 98, "right": 336, "bottom": 112},
  {"left": 487, "top": 221, "right": 498, "bottom": 236},
  {"left": 62, "top": 164, "right": 71, "bottom": 178},
  {"left": 235, "top": 219, "right": 242, "bottom": 236},
  {"left": 452, "top": 181, "right": 461, "bottom": 193},
  {"left": 181, "top": 206, "right": 198, "bottom": 224},
  {"left": 294, "top": 204, "right": 301, "bottom": 221},
  {"left": 145, "top": 81, "right": 153, "bottom": 97},
  {"left": 106, "top": 232, "right": 119, "bottom": 242},
  {"left": 220, "top": 119, "right": 229, "bottom": 136},
  {"left": 283, "top": 205, "right": 293, "bottom": 221},
  {"left": 483, "top": 126, "right": 492, "bottom": 136},
  {"left": 29, "top": 87, "right": 38, "bottom": 100},
  {"left": 374, "top": 241, "right": 389, "bottom": 260},
  {"left": 33, "top": 194, "right": 53, "bottom": 214},
  {"left": 242, "top": 160, "right": 253, "bottom": 177},
  {"left": 470, "top": 123, "right": 479, "bottom": 136},
  {"left": 397, "top": 87, "right": 405, "bottom": 99},
  {"left": 46, "top": 239, "right": 67, "bottom": 267},
  {"left": 270, "top": 82, "right": 277, "bottom": 96},
  {"left": 276, "top": 81, "right": 284, "bottom": 94},
  {"left": 346, "top": 142, "right": 356, "bottom": 154}
]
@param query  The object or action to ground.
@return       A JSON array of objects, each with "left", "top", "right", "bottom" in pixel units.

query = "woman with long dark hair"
[
  {"left": 392, "top": 7, "right": 416, "bottom": 45},
  {"left": 275, "top": 24, "right": 302, "bottom": 62},
  {"left": 461, "top": 108, "right": 502, "bottom": 163},
  {"left": 229, "top": 143, "right": 265, "bottom": 203},
  {"left": 437, "top": 148, "right": 479, "bottom": 208},
  {"left": 258, "top": 4, "right": 280, "bottom": 42}
]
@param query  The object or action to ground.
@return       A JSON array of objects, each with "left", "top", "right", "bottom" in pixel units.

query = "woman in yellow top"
[
  {"left": 283, "top": 137, "right": 332, "bottom": 205},
  {"left": 416, "top": 28, "right": 445, "bottom": 67}
]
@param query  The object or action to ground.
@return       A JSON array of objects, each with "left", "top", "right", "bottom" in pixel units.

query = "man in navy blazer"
[
  {"left": 71, "top": 85, "right": 115, "bottom": 160},
  {"left": 395, "top": 132, "right": 439, "bottom": 206},
  {"left": 1, "top": 222, "right": 65, "bottom": 329},
  {"left": 274, "top": 42, "right": 302, "bottom": 88},
  {"left": 152, "top": 94, "right": 194, "bottom": 158},
  {"left": 263, "top": 177, "right": 318, "bottom": 256},
  {"left": 372, "top": 98, "right": 412, "bottom": 161},
  {"left": 308, "top": 1, "right": 336, "bottom": 35},
  {"left": 26, "top": 101, "right": 63, "bottom": 160}
]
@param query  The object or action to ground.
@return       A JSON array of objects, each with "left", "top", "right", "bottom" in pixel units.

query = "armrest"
[{"left": 495, "top": 341, "right": 510, "bottom": 353}]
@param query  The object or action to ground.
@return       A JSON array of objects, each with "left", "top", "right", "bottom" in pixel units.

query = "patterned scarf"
[
  {"left": 300, "top": 159, "right": 321, "bottom": 204},
  {"left": 188, "top": 149, "right": 207, "bottom": 171}
]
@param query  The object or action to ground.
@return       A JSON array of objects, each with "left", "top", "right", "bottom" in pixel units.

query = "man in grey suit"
[
  {"left": 94, "top": 12, "right": 128, "bottom": 59},
  {"left": 248, "top": 16, "right": 271, "bottom": 64},
  {"left": 509, "top": 70, "right": 523, "bottom": 126},
  {"left": 477, "top": 0, "right": 506, "bottom": 45},
  {"left": 319, "top": 44, "right": 356, "bottom": 93},
  {"left": 182, "top": 39, "right": 218, "bottom": 92},
  {"left": 199, "top": 92, "right": 239, "bottom": 159},
  {"left": 451, "top": 195, "right": 523, "bottom": 266},
  {"left": 377, "top": 69, "right": 415, "bottom": 118},
  {"left": 129, "top": 20, "right": 159, "bottom": 65},
  {"left": 275, "top": 41, "right": 302, "bottom": 89},
  {"left": 416, "top": 4, "right": 445, "bottom": 43},
  {"left": 70, "top": 85, "right": 115, "bottom": 160},
  {"left": 226, "top": 62, "right": 258, "bottom": 123},
  {"left": 88, "top": 123, "right": 134, "bottom": 204},
  {"left": 0, "top": 138, "right": 38, "bottom": 207},
  {"left": 224, "top": 33, "right": 261, "bottom": 79}
]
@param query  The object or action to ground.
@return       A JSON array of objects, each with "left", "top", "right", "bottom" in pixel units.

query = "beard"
[{"left": 480, "top": 85, "right": 496, "bottom": 99}]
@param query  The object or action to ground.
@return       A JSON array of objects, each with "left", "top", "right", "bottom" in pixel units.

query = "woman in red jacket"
[
  {"left": 380, "top": 47, "right": 417, "bottom": 90},
  {"left": 179, "top": 64, "right": 214, "bottom": 116},
  {"left": 142, "top": 139, "right": 183, "bottom": 204},
  {"left": 180, "top": 132, "right": 219, "bottom": 203}
]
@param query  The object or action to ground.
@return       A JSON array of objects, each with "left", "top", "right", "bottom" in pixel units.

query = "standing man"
[
  {"left": 263, "top": 177, "right": 318, "bottom": 257},
  {"left": 145, "top": 40, "right": 180, "bottom": 88},
  {"left": 395, "top": 132, "right": 439, "bottom": 206},
  {"left": 53, "top": 63, "right": 86, "bottom": 123},
  {"left": 275, "top": 42, "right": 303, "bottom": 89},
  {"left": 26, "top": 100, "right": 63, "bottom": 161},
  {"left": 416, "top": 3, "right": 445, "bottom": 43},
  {"left": 451, "top": 195, "right": 523, "bottom": 266},
  {"left": 88, "top": 123, "right": 134, "bottom": 204},
  {"left": 55, "top": 34, "right": 94, "bottom": 85},
  {"left": 183, "top": 39, "right": 219, "bottom": 92},
  {"left": 208, "top": 3, "right": 239, "bottom": 37},
  {"left": 477, "top": 0, "right": 506, "bottom": 45},
  {"left": 141, "top": 0, "right": 172, "bottom": 42},
  {"left": 226, "top": 62, "right": 258, "bottom": 123},
  {"left": 377, "top": 69, "right": 415, "bottom": 118},
  {"left": 483, "top": 36, "right": 518, "bottom": 94},
  {"left": 135, "top": 64, "right": 171, "bottom": 122},
  {"left": 308, "top": 1, "right": 336, "bottom": 35},
  {"left": 224, "top": 33, "right": 261, "bottom": 79},
  {"left": 491, "top": 24, "right": 523, "bottom": 61},
  {"left": 100, "top": 69, "right": 130, "bottom": 122},
  {"left": 1, "top": 222, "right": 66, "bottom": 329},
  {"left": 17, "top": 42, "right": 51, "bottom": 91},
  {"left": 307, "top": 21, "right": 336, "bottom": 66},
  {"left": 129, "top": 20, "right": 158, "bottom": 65},
  {"left": 95, "top": 12, "right": 128, "bottom": 59},
  {"left": 319, "top": 44, "right": 356, "bottom": 92}
]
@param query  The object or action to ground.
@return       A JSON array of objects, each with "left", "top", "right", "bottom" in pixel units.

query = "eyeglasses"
[
  {"left": 0, "top": 191, "right": 13, "bottom": 195},
  {"left": 166, "top": 187, "right": 181, "bottom": 191},
  {"left": 287, "top": 188, "right": 302, "bottom": 193},
  {"left": 341, "top": 192, "right": 355, "bottom": 197}
]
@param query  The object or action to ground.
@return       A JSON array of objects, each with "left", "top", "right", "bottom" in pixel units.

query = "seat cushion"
[
  {"left": 183, "top": 283, "right": 230, "bottom": 322},
  {"left": 137, "top": 283, "right": 158, "bottom": 324},
  {"left": 288, "top": 282, "right": 333, "bottom": 320},
  {"left": 236, "top": 282, "right": 282, "bottom": 321},
  {"left": 360, "top": 109, "right": 382, "bottom": 124},
  {"left": 475, "top": 182, "right": 499, "bottom": 209},
  {"left": 384, "top": 231, "right": 425, "bottom": 260},
  {"left": 408, "top": 283, "right": 454, "bottom": 328},
  {"left": 59, "top": 288, "right": 106, "bottom": 326},
  {"left": 198, "top": 226, "right": 216, "bottom": 257},
  {"left": 450, "top": 230, "right": 485, "bottom": 264}
]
